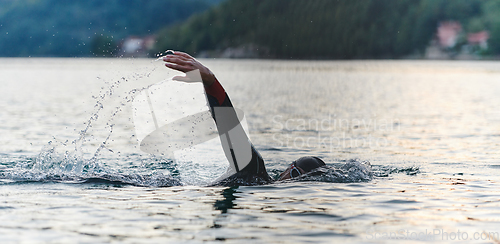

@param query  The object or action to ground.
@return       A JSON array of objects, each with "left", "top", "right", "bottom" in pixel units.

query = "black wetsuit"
[{"left": 204, "top": 79, "right": 273, "bottom": 186}]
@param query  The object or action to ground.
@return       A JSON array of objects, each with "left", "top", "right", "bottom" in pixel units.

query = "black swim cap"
[{"left": 294, "top": 156, "right": 326, "bottom": 173}]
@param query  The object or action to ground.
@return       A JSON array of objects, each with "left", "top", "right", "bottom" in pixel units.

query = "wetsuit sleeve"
[{"left": 205, "top": 78, "right": 272, "bottom": 185}]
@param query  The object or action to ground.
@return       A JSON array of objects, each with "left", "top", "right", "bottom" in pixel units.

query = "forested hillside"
[
  {"left": 0, "top": 0, "right": 221, "bottom": 57},
  {"left": 4, "top": 0, "right": 500, "bottom": 59},
  {"left": 155, "top": 0, "right": 500, "bottom": 59}
]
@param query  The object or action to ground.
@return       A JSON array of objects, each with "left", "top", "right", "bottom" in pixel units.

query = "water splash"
[
  {"left": 0, "top": 61, "right": 188, "bottom": 186},
  {"left": 0, "top": 59, "right": 413, "bottom": 187},
  {"left": 292, "top": 159, "right": 374, "bottom": 183},
  {"left": 372, "top": 164, "right": 420, "bottom": 177}
]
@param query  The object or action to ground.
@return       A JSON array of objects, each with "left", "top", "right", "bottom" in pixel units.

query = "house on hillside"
[
  {"left": 436, "top": 21, "right": 462, "bottom": 49},
  {"left": 119, "top": 35, "right": 156, "bottom": 57},
  {"left": 467, "top": 31, "right": 489, "bottom": 49},
  {"left": 426, "top": 21, "right": 490, "bottom": 59}
]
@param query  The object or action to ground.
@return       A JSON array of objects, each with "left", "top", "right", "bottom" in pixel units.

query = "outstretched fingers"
[
  {"left": 163, "top": 50, "right": 216, "bottom": 86},
  {"left": 164, "top": 62, "right": 191, "bottom": 73},
  {"left": 164, "top": 56, "right": 195, "bottom": 72}
]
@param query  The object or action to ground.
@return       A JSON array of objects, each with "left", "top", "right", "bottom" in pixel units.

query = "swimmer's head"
[{"left": 278, "top": 156, "right": 326, "bottom": 181}]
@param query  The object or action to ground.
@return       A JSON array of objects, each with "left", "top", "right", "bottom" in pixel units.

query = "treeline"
[
  {"left": 0, "top": 0, "right": 221, "bottom": 57},
  {"left": 154, "top": 0, "right": 500, "bottom": 59}
]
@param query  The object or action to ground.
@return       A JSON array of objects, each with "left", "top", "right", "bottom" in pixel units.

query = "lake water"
[{"left": 1, "top": 58, "right": 500, "bottom": 243}]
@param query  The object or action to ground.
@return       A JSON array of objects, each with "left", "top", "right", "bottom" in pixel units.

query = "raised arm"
[{"left": 163, "top": 51, "right": 272, "bottom": 185}]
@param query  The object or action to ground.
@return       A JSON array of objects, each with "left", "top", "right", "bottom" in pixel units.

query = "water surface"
[{"left": 1, "top": 58, "right": 500, "bottom": 243}]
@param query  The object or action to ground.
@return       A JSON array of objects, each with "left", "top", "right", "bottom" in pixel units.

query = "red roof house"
[{"left": 437, "top": 21, "right": 462, "bottom": 48}]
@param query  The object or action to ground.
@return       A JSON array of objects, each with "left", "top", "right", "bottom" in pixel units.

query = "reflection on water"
[
  {"left": 0, "top": 58, "right": 500, "bottom": 243},
  {"left": 214, "top": 187, "right": 239, "bottom": 214}
]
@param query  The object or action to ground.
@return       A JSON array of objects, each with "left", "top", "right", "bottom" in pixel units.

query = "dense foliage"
[
  {"left": 0, "top": 0, "right": 221, "bottom": 57},
  {"left": 155, "top": 0, "right": 500, "bottom": 59},
  {"left": 4, "top": 0, "right": 500, "bottom": 58}
]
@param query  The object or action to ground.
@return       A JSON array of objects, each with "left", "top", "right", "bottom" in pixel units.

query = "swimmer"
[{"left": 163, "top": 51, "right": 326, "bottom": 185}]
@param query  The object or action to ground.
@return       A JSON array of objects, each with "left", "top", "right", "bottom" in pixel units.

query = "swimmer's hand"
[{"left": 163, "top": 51, "right": 216, "bottom": 87}]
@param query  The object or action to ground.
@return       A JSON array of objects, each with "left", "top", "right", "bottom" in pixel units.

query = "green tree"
[
  {"left": 90, "top": 34, "right": 117, "bottom": 57},
  {"left": 0, "top": 0, "right": 222, "bottom": 57}
]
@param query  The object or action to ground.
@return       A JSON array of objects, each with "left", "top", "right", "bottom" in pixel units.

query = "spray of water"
[
  {"left": 0, "top": 60, "right": 186, "bottom": 186},
  {"left": 0, "top": 59, "right": 414, "bottom": 186}
]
